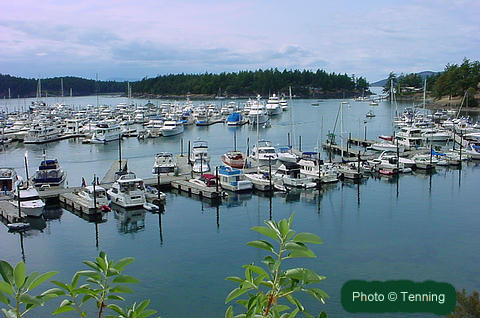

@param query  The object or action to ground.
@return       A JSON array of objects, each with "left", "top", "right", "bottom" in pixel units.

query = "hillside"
[{"left": 371, "top": 71, "right": 440, "bottom": 87}]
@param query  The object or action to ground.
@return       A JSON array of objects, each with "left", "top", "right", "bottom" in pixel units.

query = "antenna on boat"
[{"left": 24, "top": 151, "right": 29, "bottom": 187}]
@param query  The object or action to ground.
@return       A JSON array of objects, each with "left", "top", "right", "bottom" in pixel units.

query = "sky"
[{"left": 0, "top": 0, "right": 479, "bottom": 82}]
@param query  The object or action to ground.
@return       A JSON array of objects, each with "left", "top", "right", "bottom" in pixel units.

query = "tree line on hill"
[
  {"left": 382, "top": 58, "right": 479, "bottom": 106},
  {"left": 0, "top": 74, "right": 127, "bottom": 98},
  {"left": 0, "top": 69, "right": 369, "bottom": 99},
  {"left": 132, "top": 69, "right": 370, "bottom": 98}
]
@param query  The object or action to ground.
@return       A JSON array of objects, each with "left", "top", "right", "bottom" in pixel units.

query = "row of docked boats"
[{"left": 0, "top": 95, "right": 288, "bottom": 145}]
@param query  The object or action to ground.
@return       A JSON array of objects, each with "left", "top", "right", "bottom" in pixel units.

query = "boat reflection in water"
[
  {"left": 43, "top": 205, "right": 63, "bottom": 221},
  {"left": 113, "top": 207, "right": 146, "bottom": 234},
  {"left": 221, "top": 191, "right": 252, "bottom": 208}
]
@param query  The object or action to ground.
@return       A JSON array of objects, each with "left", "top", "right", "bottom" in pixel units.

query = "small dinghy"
[{"left": 143, "top": 202, "right": 160, "bottom": 212}]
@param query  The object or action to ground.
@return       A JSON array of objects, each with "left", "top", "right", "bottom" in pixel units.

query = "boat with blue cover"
[
  {"left": 32, "top": 158, "right": 66, "bottom": 187},
  {"left": 226, "top": 112, "right": 245, "bottom": 126}
]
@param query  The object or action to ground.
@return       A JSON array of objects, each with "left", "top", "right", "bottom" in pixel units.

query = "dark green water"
[{"left": 0, "top": 96, "right": 479, "bottom": 317}]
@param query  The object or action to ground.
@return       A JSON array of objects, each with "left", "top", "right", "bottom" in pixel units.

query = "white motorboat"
[
  {"left": 192, "top": 158, "right": 211, "bottom": 173},
  {"left": 152, "top": 152, "right": 177, "bottom": 174},
  {"left": 24, "top": 125, "right": 63, "bottom": 144},
  {"left": 338, "top": 164, "right": 363, "bottom": 180},
  {"left": 272, "top": 162, "right": 316, "bottom": 188},
  {"left": 247, "top": 100, "right": 269, "bottom": 125},
  {"left": 265, "top": 94, "right": 282, "bottom": 116},
  {"left": 277, "top": 146, "right": 299, "bottom": 163},
  {"left": 244, "top": 172, "right": 273, "bottom": 191},
  {"left": 88, "top": 123, "right": 122, "bottom": 143},
  {"left": 218, "top": 166, "right": 253, "bottom": 192},
  {"left": 298, "top": 153, "right": 338, "bottom": 183},
  {"left": 221, "top": 150, "right": 247, "bottom": 169},
  {"left": 412, "top": 154, "right": 437, "bottom": 170},
  {"left": 32, "top": 158, "right": 66, "bottom": 187},
  {"left": 160, "top": 120, "right": 184, "bottom": 137},
  {"left": 251, "top": 140, "right": 278, "bottom": 165},
  {"left": 279, "top": 98, "right": 288, "bottom": 111},
  {"left": 10, "top": 186, "right": 45, "bottom": 217},
  {"left": 464, "top": 144, "right": 480, "bottom": 160},
  {"left": 77, "top": 185, "right": 109, "bottom": 210},
  {"left": 369, "top": 142, "right": 404, "bottom": 153},
  {"left": 107, "top": 172, "right": 146, "bottom": 208},
  {"left": 190, "top": 140, "right": 210, "bottom": 163}
]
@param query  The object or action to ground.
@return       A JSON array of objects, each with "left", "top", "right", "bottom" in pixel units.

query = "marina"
[{"left": 0, "top": 94, "right": 479, "bottom": 318}]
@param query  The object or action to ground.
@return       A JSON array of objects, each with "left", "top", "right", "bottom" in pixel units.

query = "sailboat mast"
[
  {"left": 423, "top": 79, "right": 427, "bottom": 109},
  {"left": 340, "top": 102, "right": 344, "bottom": 158},
  {"left": 95, "top": 73, "right": 99, "bottom": 108},
  {"left": 289, "top": 86, "right": 294, "bottom": 148}
]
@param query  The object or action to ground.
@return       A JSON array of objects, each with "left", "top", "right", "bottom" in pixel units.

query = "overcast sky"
[{"left": 1, "top": 0, "right": 479, "bottom": 82}]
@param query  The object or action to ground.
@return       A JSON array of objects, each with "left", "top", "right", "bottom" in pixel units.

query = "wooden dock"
[
  {"left": 0, "top": 201, "right": 27, "bottom": 223},
  {"left": 58, "top": 192, "right": 100, "bottom": 215},
  {"left": 170, "top": 180, "right": 222, "bottom": 199},
  {"left": 348, "top": 137, "right": 376, "bottom": 147},
  {"left": 101, "top": 159, "right": 128, "bottom": 184}
]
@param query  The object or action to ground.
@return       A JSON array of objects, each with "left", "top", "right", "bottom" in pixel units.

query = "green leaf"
[
  {"left": 52, "top": 304, "right": 75, "bottom": 315},
  {"left": 77, "top": 270, "right": 101, "bottom": 280},
  {"left": 71, "top": 273, "right": 80, "bottom": 288},
  {"left": 287, "top": 308, "right": 299, "bottom": 318},
  {"left": 225, "top": 287, "right": 249, "bottom": 303},
  {"left": 139, "top": 309, "right": 157, "bottom": 318},
  {"left": 28, "top": 271, "right": 58, "bottom": 291},
  {"left": 0, "top": 292, "right": 10, "bottom": 305},
  {"left": 303, "top": 287, "right": 329, "bottom": 303},
  {"left": 40, "top": 288, "right": 64, "bottom": 297},
  {"left": 83, "top": 260, "right": 101, "bottom": 272},
  {"left": 136, "top": 299, "right": 150, "bottom": 313},
  {"left": 0, "top": 261, "right": 14, "bottom": 284},
  {"left": 111, "top": 285, "right": 133, "bottom": 293},
  {"left": 226, "top": 276, "right": 244, "bottom": 283},
  {"left": 293, "top": 233, "right": 323, "bottom": 244},
  {"left": 50, "top": 280, "right": 70, "bottom": 291},
  {"left": 247, "top": 240, "right": 274, "bottom": 253},
  {"left": 95, "top": 257, "right": 107, "bottom": 272},
  {"left": 284, "top": 268, "right": 326, "bottom": 283},
  {"left": 107, "top": 304, "right": 124, "bottom": 315},
  {"left": 106, "top": 294, "right": 125, "bottom": 301},
  {"left": 279, "top": 219, "right": 289, "bottom": 238},
  {"left": 113, "top": 257, "right": 135, "bottom": 271},
  {"left": 19, "top": 293, "right": 43, "bottom": 306},
  {"left": 243, "top": 265, "right": 269, "bottom": 278},
  {"left": 287, "top": 249, "right": 316, "bottom": 258},
  {"left": 13, "top": 262, "right": 26, "bottom": 289},
  {"left": 112, "top": 275, "right": 140, "bottom": 284},
  {"left": 225, "top": 305, "right": 234, "bottom": 318},
  {"left": 251, "top": 226, "right": 279, "bottom": 241},
  {"left": 22, "top": 272, "right": 39, "bottom": 292},
  {"left": 81, "top": 294, "right": 93, "bottom": 304},
  {"left": 264, "top": 220, "right": 281, "bottom": 237},
  {"left": 0, "top": 281, "right": 13, "bottom": 295},
  {"left": 285, "top": 242, "right": 309, "bottom": 251}
]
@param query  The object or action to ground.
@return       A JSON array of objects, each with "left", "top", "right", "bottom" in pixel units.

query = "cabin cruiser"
[
  {"left": 77, "top": 185, "right": 109, "bottom": 210},
  {"left": 160, "top": 120, "right": 184, "bottom": 137},
  {"left": 279, "top": 98, "right": 288, "bottom": 111},
  {"left": 251, "top": 140, "right": 278, "bottom": 165},
  {"left": 218, "top": 166, "right": 253, "bottom": 192},
  {"left": 337, "top": 163, "right": 363, "bottom": 180},
  {"left": 88, "top": 123, "right": 122, "bottom": 143},
  {"left": 107, "top": 172, "right": 146, "bottom": 208},
  {"left": 369, "top": 141, "right": 404, "bottom": 153},
  {"left": 244, "top": 172, "right": 273, "bottom": 191},
  {"left": 10, "top": 186, "right": 45, "bottom": 217},
  {"left": 190, "top": 140, "right": 211, "bottom": 173},
  {"left": 265, "top": 94, "right": 282, "bottom": 116},
  {"left": 247, "top": 101, "right": 269, "bottom": 125},
  {"left": 221, "top": 150, "right": 247, "bottom": 169},
  {"left": 272, "top": 162, "right": 316, "bottom": 188},
  {"left": 0, "top": 168, "right": 19, "bottom": 193},
  {"left": 411, "top": 154, "right": 437, "bottom": 170},
  {"left": 421, "top": 128, "right": 450, "bottom": 142},
  {"left": 395, "top": 127, "right": 424, "bottom": 150},
  {"left": 378, "top": 151, "right": 416, "bottom": 168},
  {"left": 24, "top": 125, "right": 62, "bottom": 144},
  {"left": 277, "top": 146, "right": 298, "bottom": 163},
  {"left": 152, "top": 152, "right": 176, "bottom": 174},
  {"left": 298, "top": 153, "right": 339, "bottom": 183},
  {"left": 32, "top": 158, "right": 66, "bottom": 187}
]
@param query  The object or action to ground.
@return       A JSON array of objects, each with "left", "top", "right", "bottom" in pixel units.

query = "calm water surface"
[{"left": 0, "top": 95, "right": 479, "bottom": 317}]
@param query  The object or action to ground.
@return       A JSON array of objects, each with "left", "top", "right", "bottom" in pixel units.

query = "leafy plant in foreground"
[
  {"left": 225, "top": 213, "right": 328, "bottom": 318},
  {"left": 52, "top": 251, "right": 157, "bottom": 318},
  {"left": 0, "top": 260, "right": 61, "bottom": 318}
]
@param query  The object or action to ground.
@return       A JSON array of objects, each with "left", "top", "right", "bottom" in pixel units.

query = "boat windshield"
[{"left": 259, "top": 148, "right": 276, "bottom": 154}]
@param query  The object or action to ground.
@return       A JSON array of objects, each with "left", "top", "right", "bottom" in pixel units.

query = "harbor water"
[{"left": 0, "top": 95, "right": 479, "bottom": 318}]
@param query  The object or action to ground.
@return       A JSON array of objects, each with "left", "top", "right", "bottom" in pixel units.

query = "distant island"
[{"left": 0, "top": 69, "right": 370, "bottom": 100}]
